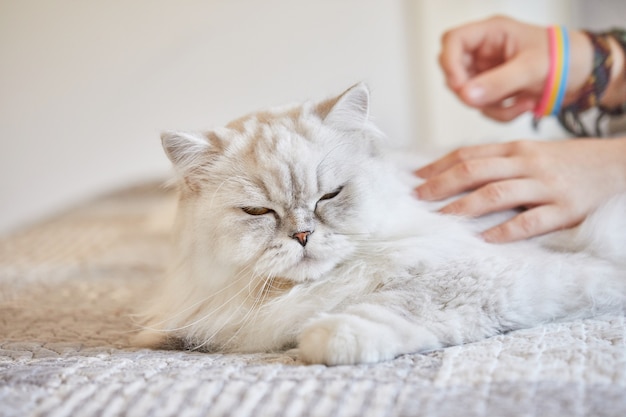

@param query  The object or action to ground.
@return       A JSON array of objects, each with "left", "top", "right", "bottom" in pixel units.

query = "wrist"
[
  {"left": 599, "top": 36, "right": 626, "bottom": 108},
  {"left": 564, "top": 29, "right": 594, "bottom": 106}
]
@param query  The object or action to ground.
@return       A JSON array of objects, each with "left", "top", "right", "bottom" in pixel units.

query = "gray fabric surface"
[{"left": 1, "top": 184, "right": 625, "bottom": 417}]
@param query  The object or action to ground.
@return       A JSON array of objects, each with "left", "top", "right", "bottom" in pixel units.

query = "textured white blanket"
[{"left": 1, "top": 184, "right": 625, "bottom": 417}]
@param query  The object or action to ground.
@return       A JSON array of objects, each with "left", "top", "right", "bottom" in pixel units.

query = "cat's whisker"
[
  {"left": 316, "top": 142, "right": 354, "bottom": 179},
  {"left": 139, "top": 264, "right": 258, "bottom": 333},
  {"left": 184, "top": 262, "right": 279, "bottom": 348},
  {"left": 218, "top": 272, "right": 278, "bottom": 349},
  {"left": 208, "top": 178, "right": 231, "bottom": 212},
  {"left": 191, "top": 275, "right": 270, "bottom": 351},
  {"left": 168, "top": 279, "right": 255, "bottom": 334},
  {"left": 191, "top": 306, "right": 243, "bottom": 351},
  {"left": 209, "top": 174, "right": 260, "bottom": 211},
  {"left": 336, "top": 231, "right": 370, "bottom": 235}
]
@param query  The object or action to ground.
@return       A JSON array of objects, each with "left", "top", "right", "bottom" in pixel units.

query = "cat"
[{"left": 134, "top": 83, "right": 626, "bottom": 365}]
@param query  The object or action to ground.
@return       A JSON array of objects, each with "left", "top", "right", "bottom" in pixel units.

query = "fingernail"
[
  {"left": 439, "top": 203, "right": 467, "bottom": 216},
  {"left": 480, "top": 230, "right": 499, "bottom": 243},
  {"left": 480, "top": 232, "right": 493, "bottom": 242},
  {"left": 414, "top": 187, "right": 429, "bottom": 200}
]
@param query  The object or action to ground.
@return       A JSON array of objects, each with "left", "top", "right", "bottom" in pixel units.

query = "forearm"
[{"left": 606, "top": 136, "right": 626, "bottom": 191}]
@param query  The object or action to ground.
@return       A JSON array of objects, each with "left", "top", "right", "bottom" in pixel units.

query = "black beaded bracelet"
[
  {"left": 598, "top": 29, "right": 626, "bottom": 117},
  {"left": 558, "top": 28, "right": 626, "bottom": 137}
]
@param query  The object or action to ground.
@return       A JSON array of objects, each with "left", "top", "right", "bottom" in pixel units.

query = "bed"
[{"left": 1, "top": 183, "right": 625, "bottom": 417}]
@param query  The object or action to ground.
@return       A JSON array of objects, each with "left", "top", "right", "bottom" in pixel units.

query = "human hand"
[
  {"left": 439, "top": 15, "right": 593, "bottom": 121},
  {"left": 415, "top": 138, "right": 626, "bottom": 243}
]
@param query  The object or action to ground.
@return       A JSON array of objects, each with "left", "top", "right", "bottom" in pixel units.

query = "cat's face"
[{"left": 163, "top": 84, "right": 383, "bottom": 283}]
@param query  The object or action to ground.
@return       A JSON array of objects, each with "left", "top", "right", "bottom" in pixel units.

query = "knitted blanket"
[{"left": 1, "top": 184, "right": 625, "bottom": 417}]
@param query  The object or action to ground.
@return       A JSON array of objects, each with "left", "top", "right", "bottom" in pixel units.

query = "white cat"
[{"left": 135, "top": 84, "right": 626, "bottom": 365}]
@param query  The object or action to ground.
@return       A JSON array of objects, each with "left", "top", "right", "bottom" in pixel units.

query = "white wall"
[{"left": 573, "top": 0, "right": 626, "bottom": 30}]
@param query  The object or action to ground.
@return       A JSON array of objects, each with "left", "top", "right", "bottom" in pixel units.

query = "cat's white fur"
[{"left": 135, "top": 84, "right": 626, "bottom": 365}]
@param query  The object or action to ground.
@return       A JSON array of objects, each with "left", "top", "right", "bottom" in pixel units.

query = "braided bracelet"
[
  {"left": 562, "top": 32, "right": 612, "bottom": 113},
  {"left": 598, "top": 28, "right": 626, "bottom": 116},
  {"left": 558, "top": 28, "right": 626, "bottom": 136}
]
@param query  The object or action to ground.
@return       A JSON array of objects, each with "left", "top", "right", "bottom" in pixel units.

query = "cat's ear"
[
  {"left": 316, "top": 83, "right": 370, "bottom": 129},
  {"left": 161, "top": 130, "right": 224, "bottom": 190}
]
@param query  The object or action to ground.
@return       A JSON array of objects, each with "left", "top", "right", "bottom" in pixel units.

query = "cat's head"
[{"left": 162, "top": 84, "right": 388, "bottom": 283}]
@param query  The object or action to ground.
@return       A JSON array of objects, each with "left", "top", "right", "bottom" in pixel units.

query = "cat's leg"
[
  {"left": 299, "top": 249, "right": 626, "bottom": 366},
  {"left": 298, "top": 303, "right": 440, "bottom": 365}
]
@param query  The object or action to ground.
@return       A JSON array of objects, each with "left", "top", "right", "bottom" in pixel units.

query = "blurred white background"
[{"left": 1, "top": 0, "right": 624, "bottom": 236}]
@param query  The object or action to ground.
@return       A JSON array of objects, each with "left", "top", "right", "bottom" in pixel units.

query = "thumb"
[{"left": 459, "top": 54, "right": 545, "bottom": 108}]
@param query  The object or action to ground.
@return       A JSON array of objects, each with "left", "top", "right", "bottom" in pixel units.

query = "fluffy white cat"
[{"left": 135, "top": 84, "right": 626, "bottom": 365}]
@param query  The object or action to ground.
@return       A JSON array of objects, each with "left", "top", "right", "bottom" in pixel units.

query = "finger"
[
  {"left": 440, "top": 55, "right": 468, "bottom": 96},
  {"left": 439, "top": 29, "right": 477, "bottom": 90},
  {"left": 439, "top": 16, "right": 514, "bottom": 90},
  {"left": 481, "top": 204, "right": 573, "bottom": 243},
  {"left": 438, "top": 178, "right": 548, "bottom": 216},
  {"left": 458, "top": 55, "right": 541, "bottom": 107},
  {"left": 480, "top": 96, "right": 536, "bottom": 122},
  {"left": 417, "top": 157, "right": 524, "bottom": 201},
  {"left": 415, "top": 142, "right": 511, "bottom": 179}
]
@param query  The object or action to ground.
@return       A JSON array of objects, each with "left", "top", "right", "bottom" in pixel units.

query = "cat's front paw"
[{"left": 298, "top": 314, "right": 399, "bottom": 365}]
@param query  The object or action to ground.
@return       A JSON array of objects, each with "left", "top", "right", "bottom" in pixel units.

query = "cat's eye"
[
  {"left": 241, "top": 207, "right": 274, "bottom": 216},
  {"left": 319, "top": 187, "right": 343, "bottom": 202}
]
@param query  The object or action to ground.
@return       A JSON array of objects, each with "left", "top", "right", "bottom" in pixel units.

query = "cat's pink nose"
[{"left": 292, "top": 231, "right": 312, "bottom": 247}]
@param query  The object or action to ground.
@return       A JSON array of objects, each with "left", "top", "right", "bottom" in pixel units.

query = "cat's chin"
[{"left": 281, "top": 256, "right": 338, "bottom": 283}]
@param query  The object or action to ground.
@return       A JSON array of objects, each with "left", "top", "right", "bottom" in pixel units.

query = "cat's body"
[{"left": 136, "top": 84, "right": 626, "bottom": 365}]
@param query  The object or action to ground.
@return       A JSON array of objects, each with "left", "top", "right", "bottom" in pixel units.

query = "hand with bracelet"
[{"left": 415, "top": 15, "right": 626, "bottom": 243}]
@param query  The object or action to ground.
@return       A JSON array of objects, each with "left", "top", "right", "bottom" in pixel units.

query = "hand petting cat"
[{"left": 415, "top": 15, "right": 626, "bottom": 243}]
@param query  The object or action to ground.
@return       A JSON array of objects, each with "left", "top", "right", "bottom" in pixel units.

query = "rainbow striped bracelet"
[{"left": 533, "top": 25, "right": 570, "bottom": 127}]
